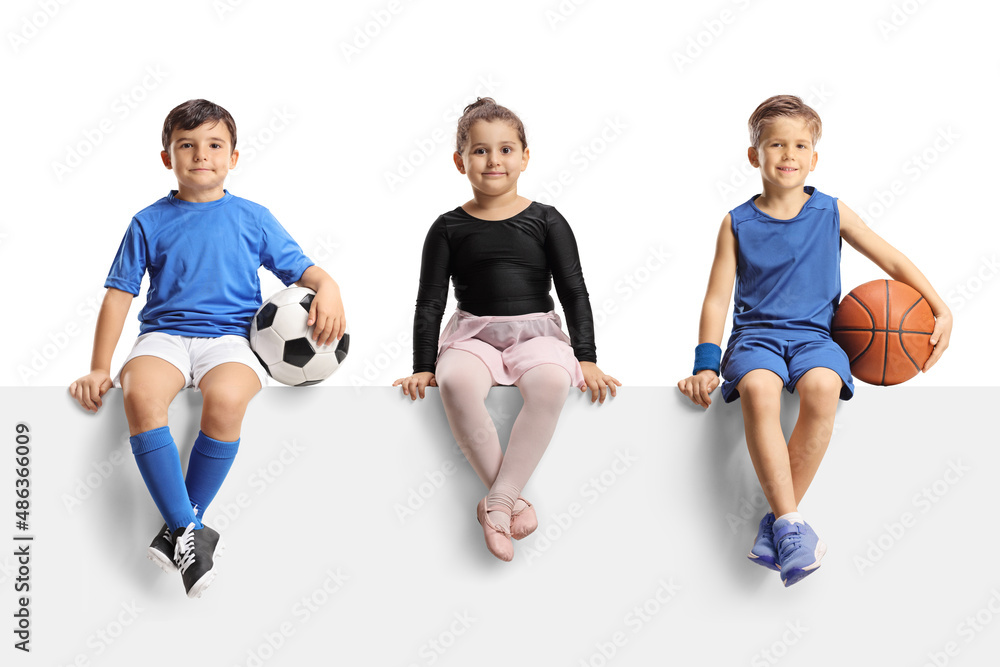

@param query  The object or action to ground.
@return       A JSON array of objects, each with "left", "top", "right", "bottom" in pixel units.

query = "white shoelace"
[{"left": 174, "top": 526, "right": 196, "bottom": 575}]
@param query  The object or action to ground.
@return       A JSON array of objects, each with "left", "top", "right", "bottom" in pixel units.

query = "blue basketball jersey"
[{"left": 729, "top": 186, "right": 842, "bottom": 335}]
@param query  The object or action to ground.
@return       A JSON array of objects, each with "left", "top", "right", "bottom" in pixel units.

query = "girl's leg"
[
  {"left": 737, "top": 369, "right": 797, "bottom": 517},
  {"left": 185, "top": 362, "right": 262, "bottom": 518},
  {"left": 120, "top": 356, "right": 193, "bottom": 531},
  {"left": 787, "top": 367, "right": 841, "bottom": 505},
  {"left": 435, "top": 349, "right": 504, "bottom": 488},
  {"left": 487, "top": 364, "right": 571, "bottom": 530}
]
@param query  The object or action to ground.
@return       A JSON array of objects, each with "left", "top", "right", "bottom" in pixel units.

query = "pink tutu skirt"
[{"left": 437, "top": 310, "right": 586, "bottom": 388}]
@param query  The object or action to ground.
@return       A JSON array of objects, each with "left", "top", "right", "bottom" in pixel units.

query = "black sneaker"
[
  {"left": 171, "top": 523, "right": 224, "bottom": 598},
  {"left": 147, "top": 524, "right": 177, "bottom": 573}
]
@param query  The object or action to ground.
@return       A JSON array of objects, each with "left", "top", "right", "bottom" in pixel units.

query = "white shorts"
[{"left": 114, "top": 332, "right": 268, "bottom": 391}]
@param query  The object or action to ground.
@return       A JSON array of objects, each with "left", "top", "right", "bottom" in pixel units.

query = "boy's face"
[
  {"left": 748, "top": 116, "right": 818, "bottom": 192},
  {"left": 160, "top": 121, "right": 239, "bottom": 201}
]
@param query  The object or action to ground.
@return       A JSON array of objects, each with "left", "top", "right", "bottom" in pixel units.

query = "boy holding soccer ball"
[{"left": 69, "top": 99, "right": 345, "bottom": 598}]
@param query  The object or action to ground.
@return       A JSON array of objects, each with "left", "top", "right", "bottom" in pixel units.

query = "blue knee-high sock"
[
  {"left": 185, "top": 431, "right": 240, "bottom": 519},
  {"left": 130, "top": 426, "right": 201, "bottom": 532}
]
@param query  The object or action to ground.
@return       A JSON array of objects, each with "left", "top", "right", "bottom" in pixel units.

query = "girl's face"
[{"left": 454, "top": 120, "right": 529, "bottom": 199}]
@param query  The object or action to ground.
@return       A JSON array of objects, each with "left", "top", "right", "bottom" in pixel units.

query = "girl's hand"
[
  {"left": 393, "top": 372, "right": 437, "bottom": 400},
  {"left": 677, "top": 370, "right": 721, "bottom": 408},
  {"left": 579, "top": 361, "right": 620, "bottom": 404},
  {"left": 922, "top": 309, "right": 953, "bottom": 372},
  {"left": 69, "top": 370, "right": 113, "bottom": 413},
  {"left": 307, "top": 285, "right": 347, "bottom": 348}
]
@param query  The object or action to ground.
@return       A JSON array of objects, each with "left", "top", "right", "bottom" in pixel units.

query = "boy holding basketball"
[
  {"left": 68, "top": 99, "right": 346, "bottom": 598},
  {"left": 677, "top": 95, "right": 952, "bottom": 586}
]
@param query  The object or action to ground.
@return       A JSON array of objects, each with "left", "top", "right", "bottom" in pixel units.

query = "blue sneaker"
[
  {"left": 747, "top": 512, "right": 780, "bottom": 571},
  {"left": 773, "top": 518, "right": 827, "bottom": 587}
]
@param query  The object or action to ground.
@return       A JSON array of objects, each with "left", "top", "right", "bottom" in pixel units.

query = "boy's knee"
[
  {"left": 202, "top": 388, "right": 252, "bottom": 421},
  {"left": 122, "top": 387, "right": 171, "bottom": 433},
  {"left": 796, "top": 368, "right": 843, "bottom": 401},
  {"left": 123, "top": 382, "right": 165, "bottom": 411},
  {"left": 200, "top": 393, "right": 251, "bottom": 441},
  {"left": 737, "top": 370, "right": 782, "bottom": 406}
]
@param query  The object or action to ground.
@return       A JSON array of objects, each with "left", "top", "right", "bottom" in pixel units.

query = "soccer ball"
[{"left": 249, "top": 287, "right": 350, "bottom": 386}]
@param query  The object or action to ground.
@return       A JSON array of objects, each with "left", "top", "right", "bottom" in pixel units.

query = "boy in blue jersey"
[
  {"left": 677, "top": 95, "right": 952, "bottom": 586},
  {"left": 69, "top": 99, "right": 346, "bottom": 598}
]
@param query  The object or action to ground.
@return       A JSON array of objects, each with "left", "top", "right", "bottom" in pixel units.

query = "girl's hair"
[
  {"left": 455, "top": 97, "right": 527, "bottom": 153},
  {"left": 162, "top": 99, "right": 238, "bottom": 153},
  {"left": 747, "top": 95, "right": 822, "bottom": 149}
]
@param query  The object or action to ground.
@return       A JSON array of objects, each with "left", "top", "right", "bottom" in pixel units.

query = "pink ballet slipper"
[
  {"left": 510, "top": 496, "right": 538, "bottom": 540},
  {"left": 476, "top": 497, "right": 513, "bottom": 562}
]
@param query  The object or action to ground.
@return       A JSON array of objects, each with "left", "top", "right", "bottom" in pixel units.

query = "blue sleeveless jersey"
[{"left": 730, "top": 186, "right": 842, "bottom": 335}]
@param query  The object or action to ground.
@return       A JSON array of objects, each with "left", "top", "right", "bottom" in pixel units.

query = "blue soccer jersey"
[{"left": 105, "top": 191, "right": 314, "bottom": 337}]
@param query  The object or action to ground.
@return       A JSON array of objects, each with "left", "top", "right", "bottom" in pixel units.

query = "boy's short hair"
[
  {"left": 161, "top": 99, "right": 238, "bottom": 153},
  {"left": 748, "top": 95, "right": 822, "bottom": 149}
]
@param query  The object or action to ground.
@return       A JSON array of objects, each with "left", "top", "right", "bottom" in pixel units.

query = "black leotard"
[{"left": 412, "top": 202, "right": 597, "bottom": 373}]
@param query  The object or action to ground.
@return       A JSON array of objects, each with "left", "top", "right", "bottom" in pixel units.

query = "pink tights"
[{"left": 436, "top": 348, "right": 571, "bottom": 531}]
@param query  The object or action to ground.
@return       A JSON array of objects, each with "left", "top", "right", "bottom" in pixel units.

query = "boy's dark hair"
[
  {"left": 748, "top": 95, "right": 822, "bottom": 149},
  {"left": 161, "top": 99, "right": 238, "bottom": 153},
  {"left": 456, "top": 97, "right": 527, "bottom": 153}
]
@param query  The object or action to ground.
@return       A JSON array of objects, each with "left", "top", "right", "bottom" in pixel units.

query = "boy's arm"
[
  {"left": 699, "top": 214, "right": 738, "bottom": 347},
  {"left": 839, "top": 200, "right": 952, "bottom": 371},
  {"left": 68, "top": 287, "right": 133, "bottom": 412},
  {"left": 678, "top": 215, "right": 737, "bottom": 408},
  {"left": 295, "top": 265, "right": 346, "bottom": 347}
]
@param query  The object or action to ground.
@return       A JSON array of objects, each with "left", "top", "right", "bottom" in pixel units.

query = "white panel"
[{"left": 7, "top": 387, "right": 996, "bottom": 665}]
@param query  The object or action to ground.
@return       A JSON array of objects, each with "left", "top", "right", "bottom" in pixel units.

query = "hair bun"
[
  {"left": 455, "top": 98, "right": 527, "bottom": 153},
  {"left": 462, "top": 97, "right": 497, "bottom": 115}
]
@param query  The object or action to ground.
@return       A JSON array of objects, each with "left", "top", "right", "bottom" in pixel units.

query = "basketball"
[{"left": 831, "top": 280, "right": 935, "bottom": 386}]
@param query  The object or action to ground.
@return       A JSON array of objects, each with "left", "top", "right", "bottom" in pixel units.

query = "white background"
[
  {"left": 2, "top": 0, "right": 997, "bottom": 389},
  {"left": 2, "top": 2, "right": 1000, "bottom": 665}
]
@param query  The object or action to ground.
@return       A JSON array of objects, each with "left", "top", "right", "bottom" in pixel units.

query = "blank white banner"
[{"left": 3, "top": 386, "right": 996, "bottom": 665}]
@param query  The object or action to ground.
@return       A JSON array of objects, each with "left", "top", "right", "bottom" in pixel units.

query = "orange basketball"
[{"left": 831, "top": 280, "right": 935, "bottom": 386}]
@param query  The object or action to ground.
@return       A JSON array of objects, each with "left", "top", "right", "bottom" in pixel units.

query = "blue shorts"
[{"left": 720, "top": 330, "right": 855, "bottom": 403}]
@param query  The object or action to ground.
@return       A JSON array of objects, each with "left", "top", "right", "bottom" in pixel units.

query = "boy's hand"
[
  {"left": 579, "top": 361, "right": 621, "bottom": 404},
  {"left": 69, "top": 370, "right": 113, "bottom": 413},
  {"left": 677, "top": 370, "right": 721, "bottom": 408},
  {"left": 393, "top": 372, "right": 437, "bottom": 400},
  {"left": 307, "top": 286, "right": 346, "bottom": 348},
  {"left": 922, "top": 309, "right": 953, "bottom": 372}
]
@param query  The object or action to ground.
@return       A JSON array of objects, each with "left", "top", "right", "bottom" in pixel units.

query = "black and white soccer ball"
[{"left": 250, "top": 287, "right": 349, "bottom": 386}]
